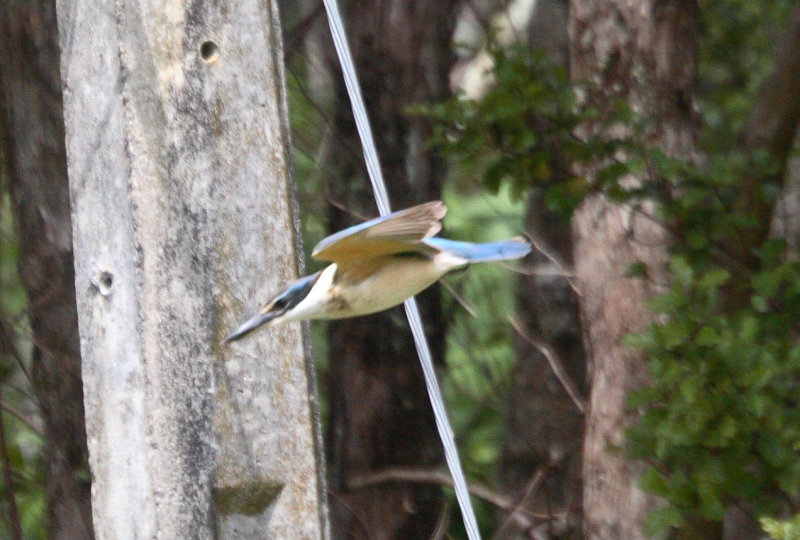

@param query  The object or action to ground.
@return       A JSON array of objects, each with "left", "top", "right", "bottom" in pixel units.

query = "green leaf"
[
  {"left": 669, "top": 255, "right": 694, "bottom": 287},
  {"left": 626, "top": 261, "right": 649, "bottom": 278},
  {"left": 751, "top": 295, "right": 769, "bottom": 313},
  {"left": 640, "top": 467, "right": 670, "bottom": 496},
  {"left": 646, "top": 505, "right": 685, "bottom": 536},
  {"left": 658, "top": 319, "right": 691, "bottom": 349},
  {"left": 698, "top": 268, "right": 730, "bottom": 292},
  {"left": 648, "top": 291, "right": 688, "bottom": 313},
  {"left": 695, "top": 326, "right": 720, "bottom": 347},
  {"left": 622, "top": 332, "right": 654, "bottom": 350}
]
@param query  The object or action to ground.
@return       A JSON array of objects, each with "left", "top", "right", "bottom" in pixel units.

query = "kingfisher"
[{"left": 224, "top": 201, "right": 531, "bottom": 343}]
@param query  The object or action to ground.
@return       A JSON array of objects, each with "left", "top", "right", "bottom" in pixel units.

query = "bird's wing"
[{"left": 312, "top": 201, "right": 447, "bottom": 263}]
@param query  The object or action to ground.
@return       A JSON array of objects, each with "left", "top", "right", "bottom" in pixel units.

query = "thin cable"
[
  {"left": 404, "top": 297, "right": 482, "bottom": 538},
  {"left": 321, "top": 0, "right": 390, "bottom": 216},
  {"left": 320, "top": 1, "right": 482, "bottom": 538}
]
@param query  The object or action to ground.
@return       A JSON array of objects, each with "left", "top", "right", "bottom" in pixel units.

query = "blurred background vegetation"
[
  {"left": 2, "top": 0, "right": 800, "bottom": 538},
  {"left": 1, "top": 180, "right": 46, "bottom": 538}
]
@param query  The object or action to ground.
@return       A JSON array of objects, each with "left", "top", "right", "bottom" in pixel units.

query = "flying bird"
[{"left": 224, "top": 201, "right": 530, "bottom": 342}]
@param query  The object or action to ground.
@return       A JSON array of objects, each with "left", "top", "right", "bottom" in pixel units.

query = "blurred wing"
[{"left": 312, "top": 201, "right": 447, "bottom": 263}]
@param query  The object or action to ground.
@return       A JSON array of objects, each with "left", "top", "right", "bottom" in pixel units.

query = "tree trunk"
[
  {"left": 0, "top": 2, "right": 92, "bottom": 538},
  {"left": 497, "top": 1, "right": 586, "bottom": 538},
  {"left": 57, "top": 0, "right": 327, "bottom": 537},
  {"left": 306, "top": 2, "right": 459, "bottom": 537},
  {"left": 736, "top": 5, "right": 800, "bottom": 267},
  {"left": 500, "top": 192, "right": 586, "bottom": 540},
  {"left": 569, "top": 1, "right": 698, "bottom": 538}
]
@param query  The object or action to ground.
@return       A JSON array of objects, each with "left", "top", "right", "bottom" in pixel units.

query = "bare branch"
[
  {"left": 323, "top": 196, "right": 370, "bottom": 222},
  {"left": 491, "top": 465, "right": 548, "bottom": 539},
  {"left": 502, "top": 261, "right": 575, "bottom": 279},
  {"left": 508, "top": 316, "right": 587, "bottom": 414},
  {"left": 429, "top": 498, "right": 451, "bottom": 540},
  {"left": 440, "top": 278, "right": 479, "bottom": 318},
  {"left": 348, "top": 466, "right": 562, "bottom": 521},
  {"left": 0, "top": 400, "right": 42, "bottom": 437},
  {"left": 522, "top": 232, "right": 582, "bottom": 297},
  {"left": 0, "top": 316, "right": 31, "bottom": 385}
]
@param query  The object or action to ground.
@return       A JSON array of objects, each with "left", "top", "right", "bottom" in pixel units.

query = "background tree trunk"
[
  {"left": 501, "top": 191, "right": 586, "bottom": 540},
  {"left": 0, "top": 2, "right": 92, "bottom": 538},
  {"left": 303, "top": 2, "right": 460, "bottom": 537},
  {"left": 57, "top": 0, "right": 327, "bottom": 537},
  {"left": 496, "top": 1, "right": 586, "bottom": 538},
  {"left": 569, "top": 1, "right": 699, "bottom": 538}
]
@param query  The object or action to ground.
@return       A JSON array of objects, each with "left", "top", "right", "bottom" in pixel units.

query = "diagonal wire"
[
  {"left": 320, "top": 0, "right": 390, "bottom": 215},
  {"left": 320, "top": 1, "right": 482, "bottom": 538}
]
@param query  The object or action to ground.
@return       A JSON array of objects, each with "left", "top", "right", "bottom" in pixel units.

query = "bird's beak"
[
  {"left": 223, "top": 270, "right": 322, "bottom": 344},
  {"left": 223, "top": 309, "right": 280, "bottom": 343}
]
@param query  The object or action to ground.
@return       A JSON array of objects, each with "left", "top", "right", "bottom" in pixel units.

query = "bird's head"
[{"left": 223, "top": 270, "right": 322, "bottom": 343}]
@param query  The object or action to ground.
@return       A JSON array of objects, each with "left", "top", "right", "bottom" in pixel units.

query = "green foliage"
[
  {"left": 0, "top": 417, "right": 46, "bottom": 540},
  {"left": 699, "top": 0, "right": 796, "bottom": 146},
  {"left": 415, "top": 44, "right": 614, "bottom": 214},
  {"left": 627, "top": 248, "right": 800, "bottom": 524},
  {"left": 762, "top": 512, "right": 800, "bottom": 540},
  {"left": 418, "top": 2, "right": 800, "bottom": 535},
  {"left": 440, "top": 186, "right": 526, "bottom": 531},
  {"left": 622, "top": 2, "right": 800, "bottom": 530},
  {"left": 622, "top": 95, "right": 797, "bottom": 534},
  {"left": 0, "top": 185, "right": 45, "bottom": 539}
]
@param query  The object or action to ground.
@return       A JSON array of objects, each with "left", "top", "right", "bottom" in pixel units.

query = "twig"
[
  {"left": 0, "top": 401, "right": 42, "bottom": 437},
  {"left": 324, "top": 196, "right": 370, "bottom": 222},
  {"left": 440, "top": 278, "right": 478, "bottom": 318},
  {"left": 349, "top": 467, "right": 559, "bottom": 520},
  {"left": 491, "top": 465, "right": 548, "bottom": 539},
  {"left": 0, "top": 317, "right": 31, "bottom": 385},
  {"left": 500, "top": 261, "right": 574, "bottom": 278},
  {"left": 429, "top": 498, "right": 451, "bottom": 540},
  {"left": 507, "top": 316, "right": 587, "bottom": 414},
  {"left": 522, "top": 232, "right": 582, "bottom": 297},
  {"left": 327, "top": 488, "right": 374, "bottom": 540},
  {"left": 3, "top": 382, "right": 37, "bottom": 404}
]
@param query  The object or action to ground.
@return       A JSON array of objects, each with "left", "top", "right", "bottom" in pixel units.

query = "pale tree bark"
[
  {"left": 300, "top": 1, "right": 459, "bottom": 537},
  {"left": 57, "top": 0, "right": 327, "bottom": 537},
  {"left": 0, "top": 1, "right": 92, "bottom": 538},
  {"left": 569, "top": 1, "right": 699, "bottom": 538}
]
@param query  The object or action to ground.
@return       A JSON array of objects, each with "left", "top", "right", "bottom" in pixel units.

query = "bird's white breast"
[
  {"left": 281, "top": 263, "right": 339, "bottom": 322},
  {"left": 326, "top": 251, "right": 467, "bottom": 318}
]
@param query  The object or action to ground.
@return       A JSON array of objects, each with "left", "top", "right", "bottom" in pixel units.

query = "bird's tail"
[{"left": 425, "top": 237, "right": 531, "bottom": 263}]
